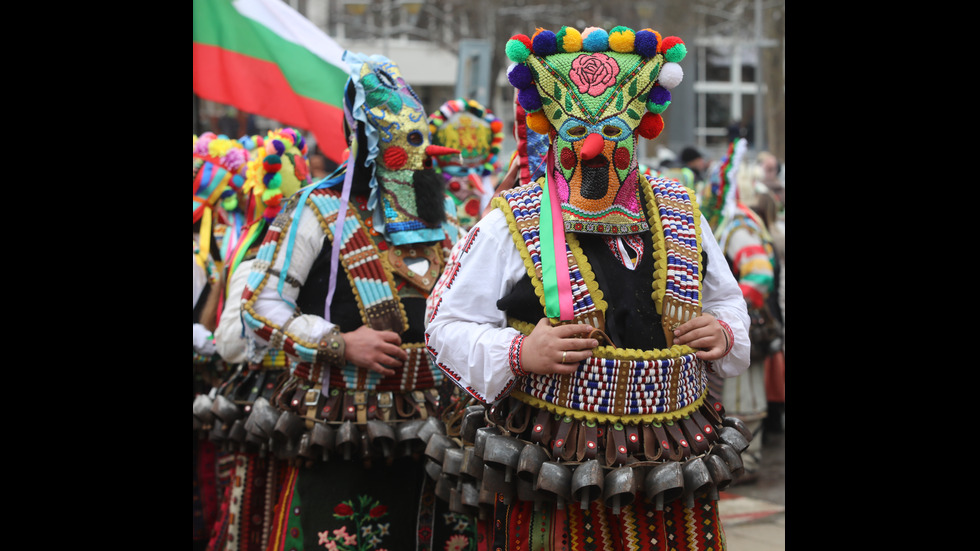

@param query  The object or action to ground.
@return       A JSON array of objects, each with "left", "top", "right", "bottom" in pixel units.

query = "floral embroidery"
[
  {"left": 440, "top": 512, "right": 475, "bottom": 551},
  {"left": 569, "top": 53, "right": 620, "bottom": 96},
  {"left": 322, "top": 496, "right": 391, "bottom": 551}
]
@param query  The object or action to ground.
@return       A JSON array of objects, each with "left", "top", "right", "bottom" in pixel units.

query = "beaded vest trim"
[{"left": 496, "top": 176, "right": 707, "bottom": 422}]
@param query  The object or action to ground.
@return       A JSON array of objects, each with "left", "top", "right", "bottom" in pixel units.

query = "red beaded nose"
[{"left": 580, "top": 133, "right": 604, "bottom": 161}]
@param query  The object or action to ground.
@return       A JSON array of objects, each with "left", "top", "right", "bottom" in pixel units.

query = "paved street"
[{"left": 718, "top": 428, "right": 786, "bottom": 550}]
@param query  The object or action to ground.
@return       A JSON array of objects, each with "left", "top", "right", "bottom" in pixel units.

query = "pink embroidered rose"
[{"left": 570, "top": 53, "right": 620, "bottom": 96}]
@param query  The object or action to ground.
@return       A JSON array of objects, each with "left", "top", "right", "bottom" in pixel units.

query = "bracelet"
[
  {"left": 717, "top": 319, "right": 734, "bottom": 357},
  {"left": 509, "top": 334, "right": 528, "bottom": 377},
  {"left": 318, "top": 326, "right": 346, "bottom": 368}
]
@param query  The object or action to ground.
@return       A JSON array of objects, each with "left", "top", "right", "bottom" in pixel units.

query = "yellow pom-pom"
[
  {"left": 609, "top": 28, "right": 635, "bottom": 52},
  {"left": 559, "top": 27, "right": 582, "bottom": 52},
  {"left": 526, "top": 111, "right": 552, "bottom": 135}
]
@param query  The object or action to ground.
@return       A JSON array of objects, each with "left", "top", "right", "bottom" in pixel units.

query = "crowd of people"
[{"left": 194, "top": 24, "right": 785, "bottom": 551}]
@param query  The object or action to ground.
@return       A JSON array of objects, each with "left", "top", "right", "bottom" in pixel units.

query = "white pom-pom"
[{"left": 658, "top": 62, "right": 684, "bottom": 90}]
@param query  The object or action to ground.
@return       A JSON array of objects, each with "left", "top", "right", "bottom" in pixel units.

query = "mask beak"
[
  {"left": 580, "top": 133, "right": 605, "bottom": 161},
  {"left": 425, "top": 145, "right": 461, "bottom": 158}
]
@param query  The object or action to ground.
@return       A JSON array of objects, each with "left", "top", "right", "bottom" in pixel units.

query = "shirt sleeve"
[
  {"left": 241, "top": 199, "right": 339, "bottom": 364},
  {"left": 699, "top": 217, "right": 752, "bottom": 378},
  {"left": 424, "top": 209, "right": 527, "bottom": 404},
  {"left": 214, "top": 258, "right": 253, "bottom": 365}
]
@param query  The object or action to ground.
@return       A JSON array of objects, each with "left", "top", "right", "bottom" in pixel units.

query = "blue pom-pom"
[
  {"left": 634, "top": 30, "right": 659, "bottom": 57},
  {"left": 532, "top": 30, "right": 558, "bottom": 56},
  {"left": 507, "top": 63, "right": 533, "bottom": 90},
  {"left": 518, "top": 87, "right": 543, "bottom": 112},
  {"left": 649, "top": 85, "right": 671, "bottom": 105},
  {"left": 582, "top": 28, "right": 609, "bottom": 52}
]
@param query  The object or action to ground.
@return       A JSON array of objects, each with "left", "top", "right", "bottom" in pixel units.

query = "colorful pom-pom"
[
  {"left": 267, "top": 172, "right": 282, "bottom": 190},
  {"left": 517, "top": 87, "right": 543, "bottom": 112},
  {"left": 660, "top": 36, "right": 687, "bottom": 63},
  {"left": 506, "top": 35, "right": 532, "bottom": 63},
  {"left": 658, "top": 62, "right": 684, "bottom": 89},
  {"left": 648, "top": 85, "right": 671, "bottom": 106},
  {"left": 556, "top": 26, "right": 582, "bottom": 53},
  {"left": 608, "top": 26, "right": 635, "bottom": 53},
  {"left": 222, "top": 196, "right": 238, "bottom": 211},
  {"left": 532, "top": 29, "right": 558, "bottom": 56},
  {"left": 507, "top": 63, "right": 533, "bottom": 90},
  {"left": 526, "top": 111, "right": 551, "bottom": 135},
  {"left": 271, "top": 139, "right": 286, "bottom": 156},
  {"left": 262, "top": 188, "right": 282, "bottom": 205},
  {"left": 637, "top": 112, "right": 664, "bottom": 139},
  {"left": 634, "top": 30, "right": 659, "bottom": 57},
  {"left": 263, "top": 154, "right": 282, "bottom": 173},
  {"left": 581, "top": 27, "right": 609, "bottom": 52}
]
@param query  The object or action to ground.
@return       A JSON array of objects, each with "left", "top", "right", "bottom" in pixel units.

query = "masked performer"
[
  {"left": 204, "top": 128, "right": 311, "bottom": 551},
  {"left": 428, "top": 97, "right": 504, "bottom": 231},
  {"left": 425, "top": 26, "right": 753, "bottom": 550},
  {"left": 699, "top": 137, "right": 777, "bottom": 482},
  {"left": 194, "top": 132, "right": 249, "bottom": 550},
  {"left": 241, "top": 51, "right": 469, "bottom": 551}
]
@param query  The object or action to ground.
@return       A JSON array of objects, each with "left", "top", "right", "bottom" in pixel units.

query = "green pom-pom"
[
  {"left": 262, "top": 188, "right": 280, "bottom": 202},
  {"left": 267, "top": 173, "right": 282, "bottom": 189},
  {"left": 506, "top": 38, "right": 531, "bottom": 63},
  {"left": 222, "top": 197, "right": 238, "bottom": 211}
]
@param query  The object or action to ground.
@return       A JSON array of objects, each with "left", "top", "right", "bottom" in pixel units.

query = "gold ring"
[{"left": 561, "top": 351, "right": 567, "bottom": 364}]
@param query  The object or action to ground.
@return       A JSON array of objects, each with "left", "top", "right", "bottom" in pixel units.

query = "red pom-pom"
[
  {"left": 490, "top": 120, "right": 504, "bottom": 133},
  {"left": 637, "top": 113, "right": 664, "bottom": 139}
]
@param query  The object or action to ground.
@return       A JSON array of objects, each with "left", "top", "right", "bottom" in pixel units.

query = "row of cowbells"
[
  {"left": 420, "top": 405, "right": 752, "bottom": 517},
  {"left": 193, "top": 394, "right": 442, "bottom": 466}
]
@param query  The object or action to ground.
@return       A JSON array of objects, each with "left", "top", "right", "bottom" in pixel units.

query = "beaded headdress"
[
  {"left": 506, "top": 25, "right": 686, "bottom": 319},
  {"left": 193, "top": 132, "right": 248, "bottom": 271},
  {"left": 427, "top": 98, "right": 504, "bottom": 229}
]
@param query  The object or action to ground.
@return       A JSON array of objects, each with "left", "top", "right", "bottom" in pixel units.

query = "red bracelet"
[
  {"left": 717, "top": 319, "right": 734, "bottom": 357},
  {"left": 509, "top": 334, "right": 528, "bottom": 377}
]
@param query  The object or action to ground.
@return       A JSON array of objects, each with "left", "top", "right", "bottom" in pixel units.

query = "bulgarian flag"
[{"left": 193, "top": 0, "right": 349, "bottom": 164}]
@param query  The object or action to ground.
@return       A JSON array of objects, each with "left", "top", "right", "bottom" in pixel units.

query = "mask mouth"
[{"left": 580, "top": 156, "right": 610, "bottom": 199}]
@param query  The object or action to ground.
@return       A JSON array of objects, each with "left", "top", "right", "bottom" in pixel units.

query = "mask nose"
[
  {"left": 425, "top": 145, "right": 461, "bottom": 158},
  {"left": 580, "top": 133, "right": 604, "bottom": 161}
]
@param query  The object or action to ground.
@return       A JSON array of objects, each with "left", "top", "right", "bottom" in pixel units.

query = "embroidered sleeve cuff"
[
  {"left": 717, "top": 319, "right": 735, "bottom": 357},
  {"left": 509, "top": 334, "right": 528, "bottom": 377}
]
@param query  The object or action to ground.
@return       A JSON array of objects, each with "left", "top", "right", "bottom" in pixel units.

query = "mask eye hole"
[
  {"left": 567, "top": 126, "right": 587, "bottom": 137},
  {"left": 407, "top": 130, "right": 424, "bottom": 146},
  {"left": 602, "top": 125, "right": 622, "bottom": 138}
]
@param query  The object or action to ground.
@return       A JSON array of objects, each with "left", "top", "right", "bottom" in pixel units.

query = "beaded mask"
[
  {"left": 507, "top": 26, "right": 686, "bottom": 320},
  {"left": 428, "top": 98, "right": 504, "bottom": 230},
  {"left": 507, "top": 26, "right": 686, "bottom": 235},
  {"left": 344, "top": 51, "right": 459, "bottom": 246}
]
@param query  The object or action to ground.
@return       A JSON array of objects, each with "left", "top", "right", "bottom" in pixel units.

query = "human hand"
[
  {"left": 672, "top": 313, "right": 729, "bottom": 361},
  {"left": 520, "top": 318, "right": 599, "bottom": 376},
  {"left": 341, "top": 325, "right": 407, "bottom": 377}
]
